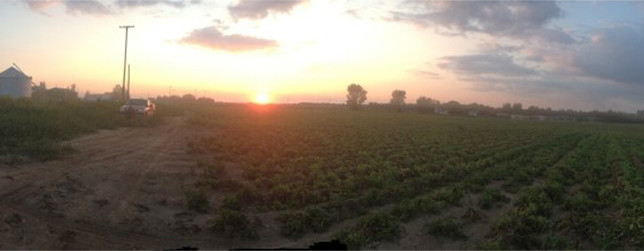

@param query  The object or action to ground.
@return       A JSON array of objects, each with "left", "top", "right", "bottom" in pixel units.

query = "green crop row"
[{"left": 185, "top": 104, "right": 644, "bottom": 249}]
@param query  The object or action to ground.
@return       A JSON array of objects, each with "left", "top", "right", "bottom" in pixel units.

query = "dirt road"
[{"left": 0, "top": 117, "right": 219, "bottom": 249}]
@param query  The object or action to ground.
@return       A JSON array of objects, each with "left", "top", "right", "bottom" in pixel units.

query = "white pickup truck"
[{"left": 119, "top": 98, "right": 155, "bottom": 116}]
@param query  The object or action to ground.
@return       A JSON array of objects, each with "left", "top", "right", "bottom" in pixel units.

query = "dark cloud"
[
  {"left": 228, "top": 0, "right": 306, "bottom": 20},
  {"left": 438, "top": 54, "right": 536, "bottom": 77},
  {"left": 435, "top": 25, "right": 644, "bottom": 111},
  {"left": 392, "top": 0, "right": 574, "bottom": 50},
  {"left": 394, "top": 1, "right": 562, "bottom": 37},
  {"left": 180, "top": 26, "right": 277, "bottom": 52},
  {"left": 534, "top": 27, "right": 575, "bottom": 45},
  {"left": 114, "top": 0, "right": 197, "bottom": 8},
  {"left": 574, "top": 26, "right": 644, "bottom": 86},
  {"left": 394, "top": 1, "right": 641, "bottom": 110}
]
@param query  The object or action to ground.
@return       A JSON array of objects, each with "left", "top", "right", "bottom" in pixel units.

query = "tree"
[
  {"left": 445, "top": 100, "right": 465, "bottom": 115},
  {"left": 416, "top": 96, "right": 440, "bottom": 113},
  {"left": 512, "top": 103, "right": 523, "bottom": 112},
  {"left": 390, "top": 89, "right": 406, "bottom": 111},
  {"left": 346, "top": 83, "right": 367, "bottom": 110},
  {"left": 502, "top": 103, "right": 512, "bottom": 111},
  {"left": 182, "top": 93, "right": 196, "bottom": 101},
  {"left": 32, "top": 81, "right": 47, "bottom": 101},
  {"left": 111, "top": 85, "right": 124, "bottom": 101},
  {"left": 197, "top": 97, "right": 215, "bottom": 103}
]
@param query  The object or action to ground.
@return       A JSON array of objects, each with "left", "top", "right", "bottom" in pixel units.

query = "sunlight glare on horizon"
[{"left": 254, "top": 92, "right": 271, "bottom": 105}]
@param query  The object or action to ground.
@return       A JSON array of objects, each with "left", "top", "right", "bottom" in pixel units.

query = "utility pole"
[
  {"left": 120, "top": 25, "right": 134, "bottom": 101},
  {"left": 127, "top": 64, "right": 131, "bottom": 100}
]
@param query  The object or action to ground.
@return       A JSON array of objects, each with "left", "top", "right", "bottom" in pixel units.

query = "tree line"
[{"left": 345, "top": 83, "right": 644, "bottom": 124}]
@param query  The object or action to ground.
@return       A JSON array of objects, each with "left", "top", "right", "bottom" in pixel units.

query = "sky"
[{"left": 1, "top": 0, "right": 643, "bottom": 112}]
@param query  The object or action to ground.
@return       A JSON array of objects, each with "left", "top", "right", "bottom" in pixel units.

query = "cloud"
[
  {"left": 392, "top": 0, "right": 574, "bottom": 50},
  {"left": 24, "top": 0, "right": 111, "bottom": 15},
  {"left": 64, "top": 0, "right": 111, "bottom": 15},
  {"left": 533, "top": 27, "right": 575, "bottom": 45},
  {"left": 180, "top": 26, "right": 277, "bottom": 52},
  {"left": 410, "top": 69, "right": 441, "bottom": 79},
  {"left": 25, "top": 0, "right": 58, "bottom": 13},
  {"left": 465, "top": 74, "right": 644, "bottom": 111},
  {"left": 228, "top": 0, "right": 306, "bottom": 20},
  {"left": 395, "top": 1, "right": 642, "bottom": 111},
  {"left": 574, "top": 26, "right": 644, "bottom": 86},
  {"left": 114, "top": 0, "right": 197, "bottom": 8},
  {"left": 394, "top": 1, "right": 562, "bottom": 37},
  {"left": 435, "top": 25, "right": 644, "bottom": 111},
  {"left": 25, "top": 0, "right": 199, "bottom": 16},
  {"left": 438, "top": 54, "right": 537, "bottom": 77}
]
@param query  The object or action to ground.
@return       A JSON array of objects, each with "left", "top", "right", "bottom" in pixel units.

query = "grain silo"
[{"left": 0, "top": 66, "right": 33, "bottom": 98}]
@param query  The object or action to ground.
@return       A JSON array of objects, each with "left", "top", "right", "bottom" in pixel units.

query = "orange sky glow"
[{"left": 1, "top": 0, "right": 644, "bottom": 111}]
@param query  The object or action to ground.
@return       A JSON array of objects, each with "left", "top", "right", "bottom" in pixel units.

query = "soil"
[
  {"left": 0, "top": 116, "right": 538, "bottom": 249},
  {"left": 0, "top": 116, "right": 333, "bottom": 249}
]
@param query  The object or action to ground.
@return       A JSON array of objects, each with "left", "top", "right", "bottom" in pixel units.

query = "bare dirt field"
[{"left": 0, "top": 117, "right": 246, "bottom": 249}]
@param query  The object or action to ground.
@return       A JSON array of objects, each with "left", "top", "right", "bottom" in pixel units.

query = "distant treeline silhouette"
[{"left": 345, "top": 83, "right": 644, "bottom": 124}]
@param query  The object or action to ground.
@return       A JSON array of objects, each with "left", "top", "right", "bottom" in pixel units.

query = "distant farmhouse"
[
  {"left": 47, "top": 87, "right": 78, "bottom": 102},
  {"left": 0, "top": 66, "right": 33, "bottom": 98}
]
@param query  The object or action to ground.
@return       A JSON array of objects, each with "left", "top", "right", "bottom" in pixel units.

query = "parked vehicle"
[{"left": 119, "top": 98, "right": 155, "bottom": 116}]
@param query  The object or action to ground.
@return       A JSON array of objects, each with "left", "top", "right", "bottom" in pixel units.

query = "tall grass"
[{"left": 0, "top": 97, "right": 160, "bottom": 162}]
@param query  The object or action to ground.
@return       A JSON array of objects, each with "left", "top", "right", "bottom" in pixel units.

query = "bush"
[
  {"left": 220, "top": 196, "right": 241, "bottom": 211},
  {"left": 478, "top": 187, "right": 510, "bottom": 210},
  {"left": 336, "top": 212, "right": 401, "bottom": 249},
  {"left": 185, "top": 189, "right": 210, "bottom": 213},
  {"left": 304, "top": 207, "right": 332, "bottom": 233},
  {"left": 433, "top": 186, "right": 465, "bottom": 205},
  {"left": 424, "top": 217, "right": 468, "bottom": 240},
  {"left": 210, "top": 209, "right": 260, "bottom": 240},
  {"left": 278, "top": 212, "right": 306, "bottom": 239},
  {"left": 278, "top": 207, "right": 333, "bottom": 239},
  {"left": 391, "top": 196, "right": 446, "bottom": 222},
  {"left": 489, "top": 208, "right": 552, "bottom": 249}
]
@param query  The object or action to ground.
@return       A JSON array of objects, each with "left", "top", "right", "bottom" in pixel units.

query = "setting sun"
[{"left": 254, "top": 93, "right": 271, "bottom": 104}]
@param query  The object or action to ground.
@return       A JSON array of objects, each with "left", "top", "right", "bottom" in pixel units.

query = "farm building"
[
  {"left": 47, "top": 87, "right": 78, "bottom": 102},
  {"left": 0, "top": 66, "right": 33, "bottom": 98}
]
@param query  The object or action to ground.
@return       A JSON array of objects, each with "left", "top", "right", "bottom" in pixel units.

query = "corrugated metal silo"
[{"left": 0, "top": 66, "right": 33, "bottom": 98}]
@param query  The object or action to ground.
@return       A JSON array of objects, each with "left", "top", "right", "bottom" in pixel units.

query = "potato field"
[{"left": 186, "top": 104, "right": 644, "bottom": 249}]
